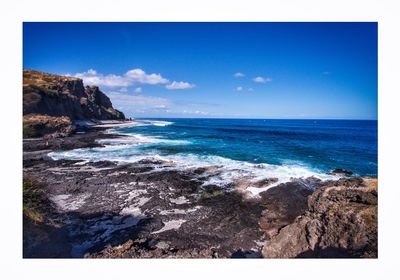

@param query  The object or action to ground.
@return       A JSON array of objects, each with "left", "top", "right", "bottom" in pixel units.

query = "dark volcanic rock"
[
  {"left": 23, "top": 123, "right": 378, "bottom": 259},
  {"left": 328, "top": 168, "right": 353, "bottom": 176},
  {"left": 23, "top": 70, "right": 125, "bottom": 121},
  {"left": 261, "top": 178, "right": 377, "bottom": 258},
  {"left": 258, "top": 177, "right": 323, "bottom": 239}
]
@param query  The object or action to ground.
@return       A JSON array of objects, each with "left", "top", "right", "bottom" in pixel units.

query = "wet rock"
[
  {"left": 328, "top": 168, "right": 353, "bottom": 176},
  {"left": 23, "top": 124, "right": 377, "bottom": 259}
]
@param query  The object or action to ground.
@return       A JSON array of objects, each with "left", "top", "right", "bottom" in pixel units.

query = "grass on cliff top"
[
  {"left": 23, "top": 69, "right": 79, "bottom": 86},
  {"left": 23, "top": 178, "right": 48, "bottom": 223}
]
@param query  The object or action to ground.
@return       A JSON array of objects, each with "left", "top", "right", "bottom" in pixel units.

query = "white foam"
[
  {"left": 49, "top": 128, "right": 342, "bottom": 196},
  {"left": 49, "top": 147, "right": 341, "bottom": 195},
  {"left": 135, "top": 120, "right": 174, "bottom": 127},
  {"left": 148, "top": 120, "right": 174, "bottom": 126},
  {"left": 97, "top": 134, "right": 189, "bottom": 146}
]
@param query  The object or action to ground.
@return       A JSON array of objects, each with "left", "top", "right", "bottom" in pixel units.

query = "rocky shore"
[
  {"left": 262, "top": 178, "right": 377, "bottom": 258},
  {"left": 23, "top": 124, "right": 377, "bottom": 258}
]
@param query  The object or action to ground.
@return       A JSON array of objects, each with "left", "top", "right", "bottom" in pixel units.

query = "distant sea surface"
[
  {"left": 130, "top": 118, "right": 377, "bottom": 176},
  {"left": 50, "top": 119, "right": 377, "bottom": 191}
]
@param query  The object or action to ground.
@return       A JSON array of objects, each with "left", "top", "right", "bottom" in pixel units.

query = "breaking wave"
[{"left": 49, "top": 131, "right": 340, "bottom": 195}]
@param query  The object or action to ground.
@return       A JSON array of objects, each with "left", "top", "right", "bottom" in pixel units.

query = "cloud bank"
[{"left": 73, "top": 68, "right": 194, "bottom": 90}]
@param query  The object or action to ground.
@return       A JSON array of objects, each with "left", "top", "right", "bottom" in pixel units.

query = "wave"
[
  {"left": 97, "top": 134, "right": 189, "bottom": 146},
  {"left": 49, "top": 145, "right": 340, "bottom": 196},
  {"left": 134, "top": 120, "right": 174, "bottom": 127}
]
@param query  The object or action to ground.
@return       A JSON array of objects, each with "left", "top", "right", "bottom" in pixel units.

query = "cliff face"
[
  {"left": 262, "top": 178, "right": 377, "bottom": 258},
  {"left": 23, "top": 114, "right": 76, "bottom": 138},
  {"left": 23, "top": 70, "right": 125, "bottom": 120}
]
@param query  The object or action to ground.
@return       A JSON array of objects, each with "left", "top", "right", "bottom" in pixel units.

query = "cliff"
[
  {"left": 23, "top": 70, "right": 125, "bottom": 120},
  {"left": 262, "top": 178, "right": 377, "bottom": 258},
  {"left": 23, "top": 114, "right": 76, "bottom": 138}
]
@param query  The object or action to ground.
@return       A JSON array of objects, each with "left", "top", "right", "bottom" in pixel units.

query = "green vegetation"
[{"left": 23, "top": 178, "right": 47, "bottom": 223}]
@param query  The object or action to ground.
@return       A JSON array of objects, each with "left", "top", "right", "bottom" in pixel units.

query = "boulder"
[{"left": 262, "top": 178, "right": 377, "bottom": 258}]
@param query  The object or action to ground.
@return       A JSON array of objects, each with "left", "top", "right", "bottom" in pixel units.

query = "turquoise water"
[
  {"left": 117, "top": 118, "right": 377, "bottom": 177},
  {"left": 49, "top": 119, "right": 377, "bottom": 192}
]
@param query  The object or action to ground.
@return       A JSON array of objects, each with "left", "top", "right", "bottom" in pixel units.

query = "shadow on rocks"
[{"left": 23, "top": 210, "right": 155, "bottom": 258}]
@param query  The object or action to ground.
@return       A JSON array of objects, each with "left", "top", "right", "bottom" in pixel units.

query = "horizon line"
[{"left": 133, "top": 117, "right": 378, "bottom": 121}]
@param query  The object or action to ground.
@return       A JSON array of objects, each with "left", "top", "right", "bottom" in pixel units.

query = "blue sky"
[{"left": 23, "top": 22, "right": 377, "bottom": 119}]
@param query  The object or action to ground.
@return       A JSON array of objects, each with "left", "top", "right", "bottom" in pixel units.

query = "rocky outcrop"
[
  {"left": 23, "top": 70, "right": 125, "bottom": 120},
  {"left": 23, "top": 114, "right": 76, "bottom": 138},
  {"left": 262, "top": 178, "right": 377, "bottom": 258}
]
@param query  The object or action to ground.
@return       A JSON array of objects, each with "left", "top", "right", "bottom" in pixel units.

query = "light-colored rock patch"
[
  {"left": 170, "top": 196, "right": 190, "bottom": 205},
  {"left": 50, "top": 193, "right": 90, "bottom": 211},
  {"left": 159, "top": 206, "right": 202, "bottom": 215},
  {"left": 152, "top": 219, "right": 186, "bottom": 234}
]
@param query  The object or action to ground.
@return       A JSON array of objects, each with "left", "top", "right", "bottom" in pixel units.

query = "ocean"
[{"left": 50, "top": 119, "right": 377, "bottom": 194}]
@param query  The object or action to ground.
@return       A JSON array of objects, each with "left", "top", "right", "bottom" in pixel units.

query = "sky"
[{"left": 23, "top": 22, "right": 377, "bottom": 119}]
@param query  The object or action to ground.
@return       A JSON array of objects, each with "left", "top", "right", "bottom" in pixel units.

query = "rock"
[
  {"left": 258, "top": 180, "right": 318, "bottom": 239},
  {"left": 23, "top": 114, "right": 76, "bottom": 138},
  {"left": 23, "top": 70, "right": 125, "bottom": 121},
  {"left": 253, "top": 177, "right": 279, "bottom": 187},
  {"left": 328, "top": 168, "right": 353, "bottom": 176},
  {"left": 261, "top": 178, "right": 377, "bottom": 258},
  {"left": 155, "top": 241, "right": 170, "bottom": 250}
]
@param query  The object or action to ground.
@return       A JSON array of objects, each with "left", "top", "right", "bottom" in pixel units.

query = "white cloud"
[
  {"left": 233, "top": 72, "right": 245, "bottom": 78},
  {"left": 253, "top": 76, "right": 272, "bottom": 83},
  {"left": 125, "top": 69, "right": 169, "bottom": 85},
  {"left": 166, "top": 81, "right": 195, "bottom": 90},
  {"left": 134, "top": 87, "right": 143, "bottom": 93},
  {"left": 74, "top": 68, "right": 170, "bottom": 88},
  {"left": 236, "top": 87, "right": 254, "bottom": 93},
  {"left": 75, "top": 69, "right": 132, "bottom": 87}
]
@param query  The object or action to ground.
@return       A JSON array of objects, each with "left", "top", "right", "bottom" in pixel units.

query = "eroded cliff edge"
[{"left": 23, "top": 69, "right": 125, "bottom": 120}]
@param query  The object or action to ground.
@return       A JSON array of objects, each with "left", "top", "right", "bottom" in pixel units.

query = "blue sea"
[{"left": 50, "top": 119, "right": 377, "bottom": 194}]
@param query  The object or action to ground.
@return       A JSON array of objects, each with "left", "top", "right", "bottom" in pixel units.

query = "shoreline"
[
  {"left": 91, "top": 120, "right": 141, "bottom": 128},
  {"left": 23, "top": 123, "right": 377, "bottom": 258}
]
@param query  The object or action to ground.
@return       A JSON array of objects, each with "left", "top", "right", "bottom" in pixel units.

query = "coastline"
[
  {"left": 23, "top": 121, "right": 377, "bottom": 258},
  {"left": 91, "top": 120, "right": 140, "bottom": 128}
]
